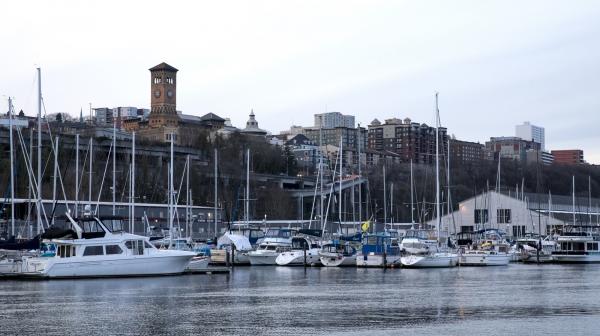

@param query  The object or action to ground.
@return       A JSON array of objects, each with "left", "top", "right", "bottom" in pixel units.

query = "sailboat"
[{"left": 401, "top": 93, "right": 459, "bottom": 268}]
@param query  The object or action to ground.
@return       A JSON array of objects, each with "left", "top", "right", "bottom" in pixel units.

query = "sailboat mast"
[
  {"left": 52, "top": 136, "right": 58, "bottom": 225},
  {"left": 383, "top": 164, "right": 387, "bottom": 229},
  {"left": 572, "top": 176, "right": 576, "bottom": 225},
  {"left": 131, "top": 132, "right": 135, "bottom": 232},
  {"left": 589, "top": 176, "right": 592, "bottom": 224},
  {"left": 214, "top": 148, "right": 218, "bottom": 237},
  {"left": 186, "top": 154, "right": 190, "bottom": 236},
  {"left": 36, "top": 67, "right": 43, "bottom": 234},
  {"left": 169, "top": 133, "right": 174, "bottom": 248},
  {"left": 112, "top": 120, "right": 116, "bottom": 215},
  {"left": 319, "top": 118, "right": 324, "bottom": 230},
  {"left": 390, "top": 183, "right": 394, "bottom": 226},
  {"left": 435, "top": 93, "right": 441, "bottom": 242},
  {"left": 245, "top": 148, "right": 250, "bottom": 225},
  {"left": 410, "top": 159, "right": 414, "bottom": 224},
  {"left": 357, "top": 123, "right": 362, "bottom": 223},
  {"left": 89, "top": 138, "right": 93, "bottom": 208},
  {"left": 338, "top": 137, "right": 343, "bottom": 227},
  {"left": 8, "top": 97, "right": 15, "bottom": 236},
  {"left": 447, "top": 138, "right": 451, "bottom": 234},
  {"left": 75, "top": 134, "right": 79, "bottom": 216}
]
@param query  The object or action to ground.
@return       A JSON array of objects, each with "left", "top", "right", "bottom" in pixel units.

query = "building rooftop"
[{"left": 149, "top": 62, "right": 178, "bottom": 72}]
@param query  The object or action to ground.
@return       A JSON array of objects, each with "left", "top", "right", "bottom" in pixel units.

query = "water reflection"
[{"left": 1, "top": 264, "right": 600, "bottom": 335}]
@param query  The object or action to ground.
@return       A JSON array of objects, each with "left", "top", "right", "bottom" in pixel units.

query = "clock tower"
[{"left": 148, "top": 62, "right": 179, "bottom": 127}]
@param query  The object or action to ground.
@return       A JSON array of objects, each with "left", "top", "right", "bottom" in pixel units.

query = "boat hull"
[
  {"left": 356, "top": 253, "right": 401, "bottom": 268},
  {"left": 247, "top": 252, "right": 279, "bottom": 265},
  {"left": 28, "top": 251, "right": 194, "bottom": 278},
  {"left": 459, "top": 253, "right": 510, "bottom": 266},
  {"left": 319, "top": 252, "right": 357, "bottom": 267},
  {"left": 276, "top": 249, "right": 321, "bottom": 266},
  {"left": 551, "top": 254, "right": 600, "bottom": 264},
  {"left": 401, "top": 253, "right": 459, "bottom": 268},
  {"left": 186, "top": 256, "right": 210, "bottom": 270}
]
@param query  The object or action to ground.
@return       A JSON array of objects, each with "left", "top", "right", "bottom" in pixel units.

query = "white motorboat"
[
  {"left": 22, "top": 212, "right": 195, "bottom": 278},
  {"left": 319, "top": 240, "right": 358, "bottom": 267},
  {"left": 187, "top": 255, "right": 210, "bottom": 270},
  {"left": 276, "top": 231, "right": 322, "bottom": 266},
  {"left": 458, "top": 230, "right": 511, "bottom": 266},
  {"left": 401, "top": 252, "right": 459, "bottom": 268},
  {"left": 551, "top": 226, "right": 600, "bottom": 263},
  {"left": 214, "top": 231, "right": 256, "bottom": 265},
  {"left": 248, "top": 228, "right": 295, "bottom": 265},
  {"left": 400, "top": 229, "right": 437, "bottom": 254}
]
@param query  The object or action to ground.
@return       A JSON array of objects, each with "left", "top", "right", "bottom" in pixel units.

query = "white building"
[
  {"left": 427, "top": 190, "right": 600, "bottom": 239},
  {"left": 314, "top": 112, "right": 355, "bottom": 129},
  {"left": 516, "top": 121, "right": 545, "bottom": 150}
]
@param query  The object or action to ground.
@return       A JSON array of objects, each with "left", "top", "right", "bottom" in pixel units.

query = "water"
[{"left": 1, "top": 264, "right": 600, "bottom": 335}]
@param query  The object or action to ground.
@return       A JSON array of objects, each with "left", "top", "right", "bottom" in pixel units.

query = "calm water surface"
[{"left": 1, "top": 264, "right": 600, "bottom": 335}]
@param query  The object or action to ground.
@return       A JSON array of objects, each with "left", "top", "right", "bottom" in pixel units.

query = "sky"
[{"left": 2, "top": 0, "right": 600, "bottom": 163}]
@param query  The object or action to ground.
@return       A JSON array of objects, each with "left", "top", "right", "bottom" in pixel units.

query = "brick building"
[
  {"left": 551, "top": 149, "right": 584, "bottom": 165},
  {"left": 367, "top": 117, "right": 447, "bottom": 165},
  {"left": 450, "top": 139, "right": 485, "bottom": 164}
]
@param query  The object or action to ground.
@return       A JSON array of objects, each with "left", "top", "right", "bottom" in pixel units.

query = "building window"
[
  {"left": 512, "top": 225, "right": 526, "bottom": 237},
  {"left": 154, "top": 77, "right": 162, "bottom": 84},
  {"left": 166, "top": 77, "right": 174, "bottom": 84},
  {"left": 474, "top": 209, "right": 488, "bottom": 224},
  {"left": 497, "top": 209, "right": 512, "bottom": 223},
  {"left": 83, "top": 245, "right": 105, "bottom": 256}
]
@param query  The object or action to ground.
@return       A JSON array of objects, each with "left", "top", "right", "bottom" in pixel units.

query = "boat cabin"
[{"left": 361, "top": 233, "right": 400, "bottom": 256}]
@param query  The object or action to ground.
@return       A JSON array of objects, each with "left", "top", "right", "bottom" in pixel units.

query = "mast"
[
  {"left": 390, "top": 182, "right": 394, "bottom": 227},
  {"left": 8, "top": 98, "right": 15, "bottom": 236},
  {"left": 383, "top": 164, "right": 387, "bottom": 229},
  {"left": 572, "top": 176, "right": 576, "bottom": 225},
  {"left": 89, "top": 137, "right": 93, "bottom": 208},
  {"left": 169, "top": 133, "right": 174, "bottom": 248},
  {"left": 52, "top": 136, "right": 59, "bottom": 225},
  {"left": 36, "top": 67, "right": 42, "bottom": 234},
  {"left": 338, "top": 137, "right": 343, "bottom": 228},
  {"left": 186, "top": 155, "right": 190, "bottom": 236},
  {"left": 245, "top": 148, "right": 250, "bottom": 225},
  {"left": 589, "top": 176, "right": 592, "bottom": 224},
  {"left": 214, "top": 148, "right": 218, "bottom": 237},
  {"left": 319, "top": 117, "right": 324, "bottom": 230},
  {"left": 131, "top": 132, "right": 135, "bottom": 232},
  {"left": 27, "top": 126, "right": 33, "bottom": 236},
  {"left": 357, "top": 123, "right": 362, "bottom": 223},
  {"left": 410, "top": 159, "right": 414, "bottom": 224},
  {"left": 447, "top": 138, "right": 451, "bottom": 234},
  {"left": 112, "top": 120, "right": 116, "bottom": 215},
  {"left": 435, "top": 92, "right": 441, "bottom": 243},
  {"left": 75, "top": 134, "right": 79, "bottom": 216}
]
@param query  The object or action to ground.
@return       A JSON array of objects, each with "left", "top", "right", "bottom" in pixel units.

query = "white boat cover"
[{"left": 217, "top": 233, "right": 252, "bottom": 251}]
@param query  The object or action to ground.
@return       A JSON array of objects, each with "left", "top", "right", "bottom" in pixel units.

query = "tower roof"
[{"left": 149, "top": 62, "right": 178, "bottom": 72}]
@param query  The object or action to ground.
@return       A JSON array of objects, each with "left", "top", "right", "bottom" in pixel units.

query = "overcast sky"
[{"left": 2, "top": 0, "right": 599, "bottom": 163}]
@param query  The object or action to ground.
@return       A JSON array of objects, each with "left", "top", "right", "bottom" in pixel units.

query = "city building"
[
  {"left": 450, "top": 139, "right": 485, "bottom": 164},
  {"left": 240, "top": 110, "right": 267, "bottom": 136},
  {"left": 485, "top": 136, "right": 540, "bottom": 161},
  {"left": 314, "top": 112, "right": 355, "bottom": 129},
  {"left": 303, "top": 126, "right": 367, "bottom": 151},
  {"left": 367, "top": 117, "right": 447, "bottom": 165},
  {"left": 516, "top": 121, "right": 545, "bottom": 150},
  {"left": 551, "top": 149, "right": 585, "bottom": 165},
  {"left": 122, "top": 62, "right": 228, "bottom": 145}
]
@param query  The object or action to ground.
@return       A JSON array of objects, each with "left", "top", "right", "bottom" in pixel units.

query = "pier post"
[{"left": 303, "top": 241, "right": 307, "bottom": 267}]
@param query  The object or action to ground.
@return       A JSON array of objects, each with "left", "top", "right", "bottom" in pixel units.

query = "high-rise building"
[
  {"left": 314, "top": 112, "right": 355, "bottom": 129},
  {"left": 367, "top": 117, "right": 447, "bottom": 165},
  {"left": 516, "top": 121, "right": 545, "bottom": 150},
  {"left": 551, "top": 149, "right": 584, "bottom": 165}
]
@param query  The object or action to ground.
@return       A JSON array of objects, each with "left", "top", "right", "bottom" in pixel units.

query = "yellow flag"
[{"left": 361, "top": 220, "right": 370, "bottom": 232}]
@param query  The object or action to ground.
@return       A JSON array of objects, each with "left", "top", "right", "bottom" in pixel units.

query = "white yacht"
[
  {"left": 276, "top": 230, "right": 322, "bottom": 266},
  {"left": 22, "top": 212, "right": 195, "bottom": 278},
  {"left": 214, "top": 227, "right": 264, "bottom": 265},
  {"left": 319, "top": 240, "right": 358, "bottom": 267},
  {"left": 551, "top": 226, "right": 600, "bottom": 263},
  {"left": 458, "top": 230, "right": 511, "bottom": 266},
  {"left": 247, "top": 228, "right": 296, "bottom": 265}
]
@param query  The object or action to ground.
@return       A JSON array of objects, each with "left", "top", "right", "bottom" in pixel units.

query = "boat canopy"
[
  {"left": 217, "top": 233, "right": 252, "bottom": 251},
  {"left": 298, "top": 229, "right": 322, "bottom": 237}
]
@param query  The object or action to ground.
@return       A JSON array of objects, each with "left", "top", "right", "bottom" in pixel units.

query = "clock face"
[
  {"left": 167, "top": 90, "right": 173, "bottom": 98},
  {"left": 154, "top": 90, "right": 161, "bottom": 98}
]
